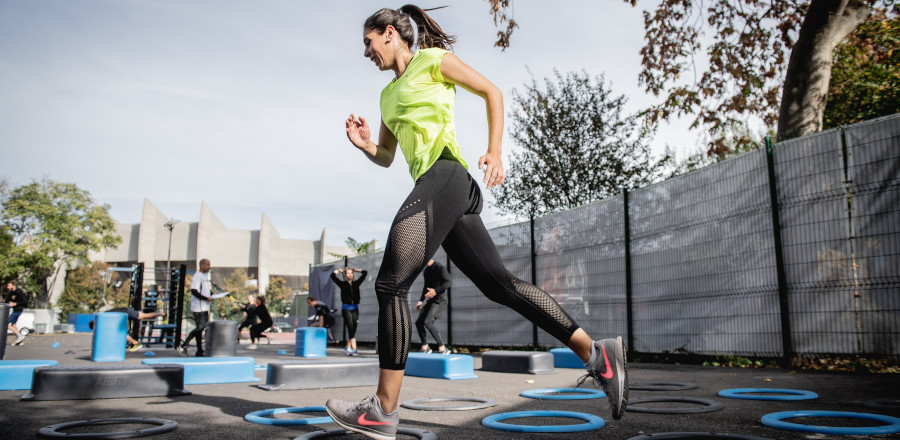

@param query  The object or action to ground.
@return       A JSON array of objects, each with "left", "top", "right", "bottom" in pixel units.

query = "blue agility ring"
[
  {"left": 520, "top": 388, "right": 606, "bottom": 400},
  {"left": 718, "top": 388, "right": 818, "bottom": 401},
  {"left": 244, "top": 406, "right": 332, "bottom": 426},
  {"left": 482, "top": 410, "right": 605, "bottom": 433},
  {"left": 761, "top": 410, "right": 900, "bottom": 435}
]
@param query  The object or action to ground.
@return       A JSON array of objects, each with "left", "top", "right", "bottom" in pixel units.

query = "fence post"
[
  {"left": 530, "top": 213, "right": 539, "bottom": 349},
  {"left": 623, "top": 189, "right": 635, "bottom": 356},
  {"left": 765, "top": 137, "right": 793, "bottom": 367}
]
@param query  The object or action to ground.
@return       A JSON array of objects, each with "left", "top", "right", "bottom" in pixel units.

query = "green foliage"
[
  {"left": 216, "top": 268, "right": 254, "bottom": 320},
  {"left": 669, "top": 122, "right": 770, "bottom": 177},
  {"left": 345, "top": 237, "right": 375, "bottom": 256},
  {"left": 57, "top": 261, "right": 131, "bottom": 321},
  {"left": 0, "top": 178, "right": 121, "bottom": 306},
  {"left": 265, "top": 276, "right": 292, "bottom": 316},
  {"left": 491, "top": 71, "right": 670, "bottom": 217},
  {"left": 824, "top": 11, "right": 900, "bottom": 128},
  {"left": 702, "top": 356, "right": 768, "bottom": 368}
]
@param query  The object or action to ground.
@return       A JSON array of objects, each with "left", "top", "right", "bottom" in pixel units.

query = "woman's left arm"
[{"left": 440, "top": 53, "right": 506, "bottom": 188}]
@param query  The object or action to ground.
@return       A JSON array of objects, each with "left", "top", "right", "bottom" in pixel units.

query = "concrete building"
[{"left": 90, "top": 199, "right": 356, "bottom": 294}]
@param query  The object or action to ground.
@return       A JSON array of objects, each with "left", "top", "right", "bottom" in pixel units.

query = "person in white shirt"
[{"left": 179, "top": 259, "right": 212, "bottom": 357}]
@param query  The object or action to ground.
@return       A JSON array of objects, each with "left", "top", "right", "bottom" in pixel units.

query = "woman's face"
[
  {"left": 344, "top": 269, "right": 355, "bottom": 280},
  {"left": 363, "top": 27, "right": 393, "bottom": 71}
]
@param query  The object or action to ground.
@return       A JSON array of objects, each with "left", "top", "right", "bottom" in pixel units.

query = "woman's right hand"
[{"left": 345, "top": 113, "right": 371, "bottom": 149}]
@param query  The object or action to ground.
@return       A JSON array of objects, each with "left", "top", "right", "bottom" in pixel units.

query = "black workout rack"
[{"left": 127, "top": 263, "right": 186, "bottom": 349}]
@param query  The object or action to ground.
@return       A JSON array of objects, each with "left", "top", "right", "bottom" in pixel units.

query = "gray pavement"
[{"left": 3, "top": 333, "right": 900, "bottom": 439}]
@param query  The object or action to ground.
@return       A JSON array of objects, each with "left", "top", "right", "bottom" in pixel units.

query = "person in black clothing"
[
  {"left": 237, "top": 294, "right": 257, "bottom": 342},
  {"left": 89, "top": 307, "right": 166, "bottom": 351},
  {"left": 331, "top": 267, "right": 367, "bottom": 355},
  {"left": 307, "top": 296, "right": 338, "bottom": 346},
  {"left": 4, "top": 280, "right": 29, "bottom": 345},
  {"left": 415, "top": 259, "right": 451, "bottom": 354},
  {"left": 248, "top": 295, "right": 273, "bottom": 349}
]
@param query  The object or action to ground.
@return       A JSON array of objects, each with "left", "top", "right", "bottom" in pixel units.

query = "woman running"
[
  {"left": 325, "top": 6, "right": 627, "bottom": 439},
  {"left": 331, "top": 267, "right": 367, "bottom": 355}
]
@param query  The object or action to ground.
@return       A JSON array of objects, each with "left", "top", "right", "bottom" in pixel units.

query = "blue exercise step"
[
  {"left": 92, "top": 312, "right": 127, "bottom": 362},
  {"left": 550, "top": 348, "right": 584, "bottom": 369},
  {"left": 405, "top": 353, "right": 478, "bottom": 380},
  {"left": 481, "top": 351, "right": 556, "bottom": 374},
  {"left": 142, "top": 357, "right": 259, "bottom": 385},
  {"left": 259, "top": 358, "right": 379, "bottom": 391},
  {"left": 21, "top": 364, "right": 191, "bottom": 400},
  {"left": 0, "top": 360, "right": 58, "bottom": 390},
  {"left": 295, "top": 327, "right": 327, "bottom": 358}
]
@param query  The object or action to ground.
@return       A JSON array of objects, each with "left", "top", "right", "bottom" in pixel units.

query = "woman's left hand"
[{"left": 479, "top": 151, "right": 506, "bottom": 188}]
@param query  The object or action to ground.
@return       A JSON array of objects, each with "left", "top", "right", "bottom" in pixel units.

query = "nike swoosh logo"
[
  {"left": 600, "top": 345, "right": 614, "bottom": 379},
  {"left": 358, "top": 412, "right": 390, "bottom": 426}
]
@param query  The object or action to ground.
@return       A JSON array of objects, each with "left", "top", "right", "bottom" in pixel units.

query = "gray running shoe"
[
  {"left": 13, "top": 335, "right": 26, "bottom": 345},
  {"left": 577, "top": 336, "right": 628, "bottom": 420},
  {"left": 325, "top": 395, "right": 399, "bottom": 440}
]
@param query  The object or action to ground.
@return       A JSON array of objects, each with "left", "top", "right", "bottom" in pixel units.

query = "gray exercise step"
[
  {"left": 258, "top": 358, "right": 379, "bottom": 390},
  {"left": 21, "top": 364, "right": 191, "bottom": 401},
  {"left": 481, "top": 351, "right": 556, "bottom": 374}
]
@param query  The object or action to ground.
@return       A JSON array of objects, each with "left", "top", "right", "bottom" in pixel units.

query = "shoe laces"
[
  {"left": 575, "top": 369, "right": 603, "bottom": 390},
  {"left": 352, "top": 395, "right": 378, "bottom": 412}
]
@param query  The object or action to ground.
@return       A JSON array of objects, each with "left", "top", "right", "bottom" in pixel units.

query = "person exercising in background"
[
  {"left": 238, "top": 294, "right": 258, "bottom": 342},
  {"left": 248, "top": 295, "right": 272, "bottom": 350},
  {"left": 307, "top": 296, "right": 338, "bottom": 346},
  {"left": 4, "top": 280, "right": 28, "bottom": 345},
  {"left": 89, "top": 307, "right": 166, "bottom": 352},
  {"left": 331, "top": 267, "right": 367, "bottom": 355},
  {"left": 179, "top": 258, "right": 213, "bottom": 357},
  {"left": 415, "top": 259, "right": 450, "bottom": 354}
]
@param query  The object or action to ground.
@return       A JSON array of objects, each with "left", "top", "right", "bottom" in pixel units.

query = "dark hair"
[
  {"left": 257, "top": 295, "right": 266, "bottom": 306},
  {"left": 364, "top": 5, "right": 456, "bottom": 50}
]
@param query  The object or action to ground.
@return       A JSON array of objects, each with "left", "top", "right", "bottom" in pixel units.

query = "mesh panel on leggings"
[
  {"left": 387, "top": 211, "right": 427, "bottom": 290},
  {"left": 382, "top": 295, "right": 411, "bottom": 368},
  {"left": 510, "top": 275, "right": 574, "bottom": 330}
]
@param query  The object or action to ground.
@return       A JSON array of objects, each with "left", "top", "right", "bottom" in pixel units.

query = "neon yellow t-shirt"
[{"left": 380, "top": 48, "right": 468, "bottom": 181}]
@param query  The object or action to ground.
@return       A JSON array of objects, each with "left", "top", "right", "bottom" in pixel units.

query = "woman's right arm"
[{"left": 345, "top": 114, "right": 397, "bottom": 168}]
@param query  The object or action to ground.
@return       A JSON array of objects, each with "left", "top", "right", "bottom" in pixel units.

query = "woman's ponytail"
[
  {"left": 398, "top": 5, "right": 456, "bottom": 50},
  {"left": 364, "top": 5, "right": 455, "bottom": 50}
]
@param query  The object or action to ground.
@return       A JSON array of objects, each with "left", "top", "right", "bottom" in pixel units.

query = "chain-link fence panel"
[
  {"left": 534, "top": 196, "right": 628, "bottom": 348},
  {"left": 629, "top": 149, "right": 782, "bottom": 356},
  {"left": 774, "top": 128, "right": 857, "bottom": 355},
  {"left": 845, "top": 114, "right": 900, "bottom": 355}
]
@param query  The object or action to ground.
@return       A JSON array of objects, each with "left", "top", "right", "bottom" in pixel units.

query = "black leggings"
[
  {"left": 183, "top": 311, "right": 209, "bottom": 351},
  {"left": 342, "top": 309, "right": 359, "bottom": 339},
  {"left": 250, "top": 321, "right": 272, "bottom": 342},
  {"left": 416, "top": 300, "right": 445, "bottom": 347},
  {"left": 375, "top": 159, "right": 580, "bottom": 370}
]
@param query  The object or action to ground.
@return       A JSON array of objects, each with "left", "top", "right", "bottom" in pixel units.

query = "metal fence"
[{"left": 321, "top": 113, "right": 900, "bottom": 358}]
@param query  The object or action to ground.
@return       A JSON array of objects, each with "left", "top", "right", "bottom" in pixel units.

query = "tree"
[
  {"left": 218, "top": 268, "right": 254, "bottom": 320},
  {"left": 0, "top": 179, "right": 121, "bottom": 306},
  {"left": 345, "top": 237, "right": 375, "bottom": 256},
  {"left": 489, "top": 1, "right": 891, "bottom": 154},
  {"left": 265, "top": 276, "right": 292, "bottom": 316},
  {"left": 57, "top": 261, "right": 131, "bottom": 320},
  {"left": 824, "top": 10, "right": 899, "bottom": 128},
  {"left": 670, "top": 122, "right": 772, "bottom": 177},
  {"left": 491, "top": 71, "right": 671, "bottom": 217}
]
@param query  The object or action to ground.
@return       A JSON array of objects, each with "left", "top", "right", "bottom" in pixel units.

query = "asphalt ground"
[{"left": 3, "top": 333, "right": 900, "bottom": 440}]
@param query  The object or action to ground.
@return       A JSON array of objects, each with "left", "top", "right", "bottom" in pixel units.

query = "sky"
[{"left": 0, "top": 0, "right": 700, "bottom": 249}]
